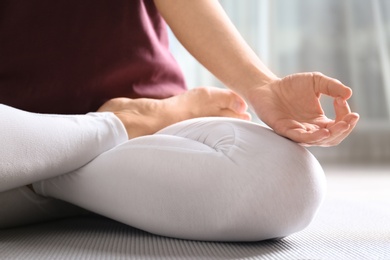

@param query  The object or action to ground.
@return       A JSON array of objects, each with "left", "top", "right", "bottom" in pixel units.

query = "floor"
[{"left": 323, "top": 164, "right": 390, "bottom": 202}]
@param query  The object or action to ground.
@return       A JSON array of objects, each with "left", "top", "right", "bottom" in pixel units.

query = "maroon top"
[{"left": 0, "top": 0, "right": 186, "bottom": 114}]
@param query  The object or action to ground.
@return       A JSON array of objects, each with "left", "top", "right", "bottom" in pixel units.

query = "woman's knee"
[
  {"left": 195, "top": 121, "right": 327, "bottom": 241},
  {"left": 153, "top": 118, "right": 326, "bottom": 241},
  {"left": 265, "top": 146, "right": 326, "bottom": 238},
  {"left": 228, "top": 132, "right": 326, "bottom": 241}
]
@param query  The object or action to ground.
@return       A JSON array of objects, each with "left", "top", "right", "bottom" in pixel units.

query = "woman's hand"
[{"left": 247, "top": 72, "right": 360, "bottom": 147}]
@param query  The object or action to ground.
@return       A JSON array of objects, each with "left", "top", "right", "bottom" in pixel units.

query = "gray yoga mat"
[{"left": 1, "top": 166, "right": 389, "bottom": 259}]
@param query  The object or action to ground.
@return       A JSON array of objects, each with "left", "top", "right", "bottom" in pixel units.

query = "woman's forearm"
[{"left": 154, "top": 0, "right": 278, "bottom": 99}]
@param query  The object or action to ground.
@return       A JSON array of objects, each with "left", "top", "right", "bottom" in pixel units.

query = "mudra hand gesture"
[{"left": 247, "top": 72, "right": 360, "bottom": 147}]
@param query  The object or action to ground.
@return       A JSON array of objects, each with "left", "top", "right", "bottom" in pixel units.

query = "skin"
[
  {"left": 247, "top": 72, "right": 359, "bottom": 147},
  {"left": 153, "top": 0, "right": 359, "bottom": 147}
]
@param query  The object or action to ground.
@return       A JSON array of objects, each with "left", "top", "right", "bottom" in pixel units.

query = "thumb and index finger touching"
[
  {"left": 312, "top": 72, "right": 360, "bottom": 138},
  {"left": 313, "top": 72, "right": 359, "bottom": 119}
]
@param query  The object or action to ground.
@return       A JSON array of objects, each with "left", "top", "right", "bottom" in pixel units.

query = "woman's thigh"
[{"left": 34, "top": 117, "right": 326, "bottom": 241}]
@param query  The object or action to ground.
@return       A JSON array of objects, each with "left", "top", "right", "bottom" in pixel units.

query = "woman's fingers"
[
  {"left": 219, "top": 109, "right": 252, "bottom": 120},
  {"left": 204, "top": 87, "right": 248, "bottom": 114},
  {"left": 323, "top": 113, "right": 359, "bottom": 146},
  {"left": 316, "top": 99, "right": 360, "bottom": 146},
  {"left": 334, "top": 97, "right": 351, "bottom": 122},
  {"left": 200, "top": 87, "right": 250, "bottom": 119},
  {"left": 298, "top": 92, "right": 359, "bottom": 147},
  {"left": 313, "top": 72, "right": 353, "bottom": 99},
  {"left": 300, "top": 113, "right": 359, "bottom": 147}
]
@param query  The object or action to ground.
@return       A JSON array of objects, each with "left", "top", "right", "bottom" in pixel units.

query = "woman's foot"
[{"left": 98, "top": 87, "right": 250, "bottom": 139}]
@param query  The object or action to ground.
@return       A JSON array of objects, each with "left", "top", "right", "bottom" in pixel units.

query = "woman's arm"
[
  {"left": 155, "top": 0, "right": 359, "bottom": 146},
  {"left": 154, "top": 0, "right": 277, "bottom": 98}
]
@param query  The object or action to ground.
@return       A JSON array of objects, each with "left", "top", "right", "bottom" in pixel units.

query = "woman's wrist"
[{"left": 232, "top": 70, "right": 279, "bottom": 102}]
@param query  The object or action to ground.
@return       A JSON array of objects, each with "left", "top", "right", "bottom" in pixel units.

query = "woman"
[{"left": 0, "top": 0, "right": 359, "bottom": 241}]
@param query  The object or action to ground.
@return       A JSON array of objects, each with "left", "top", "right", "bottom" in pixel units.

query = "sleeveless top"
[{"left": 0, "top": 0, "right": 187, "bottom": 114}]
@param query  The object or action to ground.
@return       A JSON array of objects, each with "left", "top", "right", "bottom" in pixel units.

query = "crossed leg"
[
  {"left": 33, "top": 117, "right": 326, "bottom": 241},
  {"left": 0, "top": 87, "right": 250, "bottom": 229}
]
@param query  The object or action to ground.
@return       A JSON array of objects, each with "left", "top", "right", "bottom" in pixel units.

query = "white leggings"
[
  {"left": 34, "top": 117, "right": 325, "bottom": 241},
  {"left": 0, "top": 105, "right": 326, "bottom": 241}
]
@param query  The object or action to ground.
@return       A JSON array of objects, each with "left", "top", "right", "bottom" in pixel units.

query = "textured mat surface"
[{"left": 1, "top": 166, "right": 390, "bottom": 259}]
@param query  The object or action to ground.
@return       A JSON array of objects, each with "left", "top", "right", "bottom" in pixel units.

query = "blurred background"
[{"left": 169, "top": 0, "right": 390, "bottom": 166}]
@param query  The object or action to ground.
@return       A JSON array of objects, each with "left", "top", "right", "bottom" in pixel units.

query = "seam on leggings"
[
  {"left": 215, "top": 122, "right": 239, "bottom": 162},
  {"left": 120, "top": 143, "right": 216, "bottom": 154}
]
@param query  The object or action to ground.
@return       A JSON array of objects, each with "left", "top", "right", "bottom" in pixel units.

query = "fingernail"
[
  {"left": 350, "top": 117, "right": 358, "bottom": 125},
  {"left": 337, "top": 97, "right": 346, "bottom": 106},
  {"left": 234, "top": 101, "right": 247, "bottom": 113}
]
